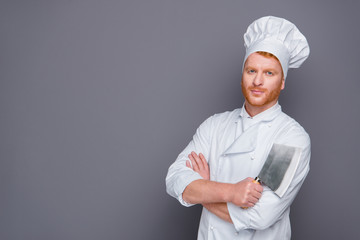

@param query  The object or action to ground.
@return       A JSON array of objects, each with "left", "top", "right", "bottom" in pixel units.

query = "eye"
[
  {"left": 248, "top": 69, "right": 256, "bottom": 74},
  {"left": 266, "top": 71, "right": 273, "bottom": 76}
]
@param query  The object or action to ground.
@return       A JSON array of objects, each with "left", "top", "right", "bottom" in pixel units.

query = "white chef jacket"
[{"left": 166, "top": 103, "right": 311, "bottom": 240}]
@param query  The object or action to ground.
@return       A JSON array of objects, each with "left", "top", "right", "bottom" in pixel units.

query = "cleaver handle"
[
  {"left": 253, "top": 177, "right": 261, "bottom": 184},
  {"left": 241, "top": 177, "right": 261, "bottom": 209}
]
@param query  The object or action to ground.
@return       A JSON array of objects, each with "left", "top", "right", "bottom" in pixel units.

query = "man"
[{"left": 166, "top": 16, "right": 311, "bottom": 239}]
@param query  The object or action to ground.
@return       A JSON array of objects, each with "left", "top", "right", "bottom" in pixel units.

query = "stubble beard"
[{"left": 241, "top": 81, "right": 282, "bottom": 107}]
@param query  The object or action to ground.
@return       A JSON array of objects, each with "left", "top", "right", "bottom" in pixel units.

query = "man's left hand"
[{"left": 186, "top": 151, "right": 210, "bottom": 180}]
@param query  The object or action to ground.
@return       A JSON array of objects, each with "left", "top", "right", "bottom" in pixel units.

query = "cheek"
[
  {"left": 241, "top": 78, "right": 245, "bottom": 87},
  {"left": 241, "top": 76, "right": 251, "bottom": 87}
]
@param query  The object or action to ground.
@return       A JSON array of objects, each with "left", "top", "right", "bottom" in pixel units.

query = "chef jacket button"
[
  {"left": 210, "top": 226, "right": 214, "bottom": 230},
  {"left": 268, "top": 124, "right": 272, "bottom": 127},
  {"left": 250, "top": 156, "right": 255, "bottom": 160},
  {"left": 235, "top": 232, "right": 239, "bottom": 235}
]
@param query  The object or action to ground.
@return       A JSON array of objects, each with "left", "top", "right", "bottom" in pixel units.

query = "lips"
[{"left": 250, "top": 88, "right": 266, "bottom": 95}]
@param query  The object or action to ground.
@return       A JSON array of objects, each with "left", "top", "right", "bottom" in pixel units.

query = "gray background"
[{"left": 1, "top": 0, "right": 359, "bottom": 239}]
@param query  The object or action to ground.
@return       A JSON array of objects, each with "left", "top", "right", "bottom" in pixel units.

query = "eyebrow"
[
  {"left": 244, "top": 66, "right": 255, "bottom": 71},
  {"left": 245, "top": 65, "right": 279, "bottom": 73},
  {"left": 263, "top": 68, "right": 280, "bottom": 73}
]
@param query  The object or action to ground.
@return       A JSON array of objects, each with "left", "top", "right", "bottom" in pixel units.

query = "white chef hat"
[{"left": 243, "top": 16, "right": 310, "bottom": 79}]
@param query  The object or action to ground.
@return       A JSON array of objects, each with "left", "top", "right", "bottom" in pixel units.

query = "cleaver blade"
[{"left": 257, "top": 144, "right": 302, "bottom": 198}]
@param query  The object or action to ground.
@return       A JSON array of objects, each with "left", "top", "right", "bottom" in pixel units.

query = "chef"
[{"left": 166, "top": 16, "right": 311, "bottom": 240}]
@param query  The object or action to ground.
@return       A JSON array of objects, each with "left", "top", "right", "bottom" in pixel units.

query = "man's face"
[{"left": 241, "top": 52, "right": 285, "bottom": 112}]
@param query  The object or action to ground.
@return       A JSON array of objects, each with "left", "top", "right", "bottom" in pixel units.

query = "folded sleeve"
[
  {"left": 165, "top": 116, "right": 214, "bottom": 207},
  {"left": 227, "top": 129, "right": 311, "bottom": 231}
]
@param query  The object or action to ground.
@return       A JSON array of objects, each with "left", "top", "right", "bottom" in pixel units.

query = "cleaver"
[{"left": 253, "top": 143, "right": 302, "bottom": 198}]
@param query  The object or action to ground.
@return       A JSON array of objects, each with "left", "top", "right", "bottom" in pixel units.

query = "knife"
[
  {"left": 255, "top": 143, "right": 302, "bottom": 197},
  {"left": 243, "top": 144, "right": 302, "bottom": 209}
]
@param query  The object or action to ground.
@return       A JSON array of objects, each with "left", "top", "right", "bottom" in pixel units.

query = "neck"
[{"left": 244, "top": 101, "right": 278, "bottom": 117}]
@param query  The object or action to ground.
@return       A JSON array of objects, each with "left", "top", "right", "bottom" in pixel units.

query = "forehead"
[{"left": 244, "top": 52, "right": 282, "bottom": 70}]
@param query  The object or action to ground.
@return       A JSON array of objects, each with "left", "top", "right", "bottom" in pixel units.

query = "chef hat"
[{"left": 243, "top": 16, "right": 310, "bottom": 79}]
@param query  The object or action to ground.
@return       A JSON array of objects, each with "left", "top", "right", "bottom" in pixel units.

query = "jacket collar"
[
  {"left": 237, "top": 102, "right": 282, "bottom": 123},
  {"left": 224, "top": 102, "right": 282, "bottom": 155}
]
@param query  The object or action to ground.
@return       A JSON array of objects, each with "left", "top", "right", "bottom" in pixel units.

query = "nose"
[{"left": 252, "top": 73, "right": 263, "bottom": 86}]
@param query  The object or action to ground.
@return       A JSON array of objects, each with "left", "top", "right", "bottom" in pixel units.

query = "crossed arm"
[{"left": 183, "top": 152, "right": 263, "bottom": 223}]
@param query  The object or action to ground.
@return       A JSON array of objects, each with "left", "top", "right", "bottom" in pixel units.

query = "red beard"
[{"left": 241, "top": 82, "right": 282, "bottom": 107}]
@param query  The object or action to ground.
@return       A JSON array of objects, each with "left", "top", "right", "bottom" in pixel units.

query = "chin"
[{"left": 246, "top": 97, "right": 267, "bottom": 107}]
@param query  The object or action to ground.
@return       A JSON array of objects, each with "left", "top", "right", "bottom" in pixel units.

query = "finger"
[
  {"left": 191, "top": 152, "right": 204, "bottom": 169},
  {"left": 254, "top": 184, "right": 263, "bottom": 193},
  {"left": 199, "top": 153, "right": 208, "bottom": 170},
  {"left": 186, "top": 160, "right": 192, "bottom": 169},
  {"left": 248, "top": 191, "right": 261, "bottom": 203},
  {"left": 188, "top": 154, "right": 199, "bottom": 171},
  {"left": 252, "top": 191, "right": 262, "bottom": 200},
  {"left": 248, "top": 196, "right": 260, "bottom": 205}
]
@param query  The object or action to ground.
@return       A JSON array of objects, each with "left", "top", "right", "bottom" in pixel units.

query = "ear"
[{"left": 280, "top": 78, "right": 285, "bottom": 90}]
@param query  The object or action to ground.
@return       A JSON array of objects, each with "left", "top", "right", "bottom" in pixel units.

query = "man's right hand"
[{"left": 230, "top": 177, "right": 263, "bottom": 208}]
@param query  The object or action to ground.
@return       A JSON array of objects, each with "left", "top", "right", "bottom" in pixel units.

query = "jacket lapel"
[
  {"left": 223, "top": 122, "right": 260, "bottom": 155},
  {"left": 223, "top": 104, "right": 282, "bottom": 155}
]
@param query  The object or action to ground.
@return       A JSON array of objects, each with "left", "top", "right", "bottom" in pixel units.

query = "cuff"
[
  {"left": 227, "top": 202, "right": 250, "bottom": 231},
  {"left": 175, "top": 172, "right": 203, "bottom": 207}
]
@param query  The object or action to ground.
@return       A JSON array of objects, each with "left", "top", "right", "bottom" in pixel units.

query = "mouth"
[{"left": 250, "top": 89, "right": 265, "bottom": 95}]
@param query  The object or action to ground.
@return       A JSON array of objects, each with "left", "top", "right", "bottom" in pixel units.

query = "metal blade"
[{"left": 258, "top": 144, "right": 296, "bottom": 193}]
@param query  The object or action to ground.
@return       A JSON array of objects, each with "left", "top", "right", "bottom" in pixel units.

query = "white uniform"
[{"left": 166, "top": 103, "right": 311, "bottom": 240}]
